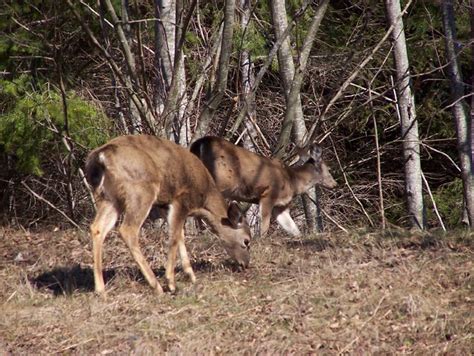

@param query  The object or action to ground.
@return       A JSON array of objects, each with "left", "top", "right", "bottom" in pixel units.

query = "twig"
[
  {"left": 57, "top": 338, "right": 95, "bottom": 353},
  {"left": 21, "top": 181, "right": 83, "bottom": 231},
  {"left": 421, "top": 143, "right": 461, "bottom": 172},
  {"left": 369, "top": 82, "right": 386, "bottom": 229},
  {"left": 303, "top": 193, "right": 348, "bottom": 233},
  {"left": 348, "top": 83, "right": 395, "bottom": 103},
  {"left": 4, "top": 291, "right": 17, "bottom": 304},
  {"left": 79, "top": 1, "right": 155, "bottom": 55},
  {"left": 321, "top": 208, "right": 349, "bottom": 233},
  {"left": 421, "top": 172, "right": 446, "bottom": 231},
  {"left": 330, "top": 137, "right": 375, "bottom": 227},
  {"left": 338, "top": 294, "right": 387, "bottom": 355}
]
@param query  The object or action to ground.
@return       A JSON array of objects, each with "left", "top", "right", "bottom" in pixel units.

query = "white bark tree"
[
  {"left": 194, "top": 0, "right": 236, "bottom": 139},
  {"left": 239, "top": 0, "right": 260, "bottom": 234},
  {"left": 441, "top": 0, "right": 474, "bottom": 226},
  {"left": 272, "top": 0, "right": 330, "bottom": 232},
  {"left": 385, "top": 0, "right": 424, "bottom": 229},
  {"left": 154, "top": 0, "right": 190, "bottom": 143},
  {"left": 120, "top": 0, "right": 142, "bottom": 133}
]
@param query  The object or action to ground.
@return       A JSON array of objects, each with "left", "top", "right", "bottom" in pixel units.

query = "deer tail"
[{"left": 85, "top": 149, "right": 107, "bottom": 190}]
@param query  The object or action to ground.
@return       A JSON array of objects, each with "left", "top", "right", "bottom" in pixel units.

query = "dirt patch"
[{"left": 1, "top": 226, "right": 472, "bottom": 354}]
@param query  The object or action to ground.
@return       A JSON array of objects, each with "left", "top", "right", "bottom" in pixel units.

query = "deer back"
[
  {"left": 87, "top": 136, "right": 211, "bottom": 208},
  {"left": 191, "top": 136, "right": 293, "bottom": 203}
]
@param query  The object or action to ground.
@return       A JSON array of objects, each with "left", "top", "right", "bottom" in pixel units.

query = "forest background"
[{"left": 1, "top": 0, "right": 473, "bottom": 233}]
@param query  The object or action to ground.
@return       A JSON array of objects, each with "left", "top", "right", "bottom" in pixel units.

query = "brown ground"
[{"left": 0, "top": 225, "right": 472, "bottom": 354}]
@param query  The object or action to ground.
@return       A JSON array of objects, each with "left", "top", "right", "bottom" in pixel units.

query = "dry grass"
[{"left": 0, "top": 225, "right": 472, "bottom": 354}]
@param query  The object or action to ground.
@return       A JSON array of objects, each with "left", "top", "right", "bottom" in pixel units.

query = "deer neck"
[
  {"left": 289, "top": 163, "right": 317, "bottom": 195},
  {"left": 198, "top": 189, "right": 229, "bottom": 234}
]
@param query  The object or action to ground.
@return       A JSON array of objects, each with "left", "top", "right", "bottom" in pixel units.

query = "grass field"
[{"left": 1, "top": 225, "right": 472, "bottom": 354}]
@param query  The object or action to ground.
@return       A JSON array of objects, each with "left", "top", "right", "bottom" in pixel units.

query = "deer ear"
[
  {"left": 309, "top": 144, "right": 322, "bottom": 163},
  {"left": 295, "top": 146, "right": 310, "bottom": 165},
  {"left": 226, "top": 201, "right": 244, "bottom": 228}
]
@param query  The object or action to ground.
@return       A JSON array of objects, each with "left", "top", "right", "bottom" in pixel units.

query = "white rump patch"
[
  {"left": 98, "top": 151, "right": 106, "bottom": 164},
  {"left": 95, "top": 152, "right": 106, "bottom": 189}
]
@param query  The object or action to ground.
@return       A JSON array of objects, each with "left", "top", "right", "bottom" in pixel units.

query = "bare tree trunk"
[
  {"left": 275, "top": 0, "right": 330, "bottom": 156},
  {"left": 121, "top": 0, "right": 142, "bottom": 132},
  {"left": 239, "top": 0, "right": 260, "bottom": 235},
  {"left": 154, "top": 0, "right": 192, "bottom": 143},
  {"left": 174, "top": 0, "right": 190, "bottom": 145},
  {"left": 442, "top": 0, "right": 474, "bottom": 227},
  {"left": 270, "top": 0, "right": 305, "bottom": 139},
  {"left": 154, "top": 0, "right": 176, "bottom": 134},
  {"left": 239, "top": 0, "right": 258, "bottom": 150},
  {"left": 99, "top": 0, "right": 128, "bottom": 134},
  {"left": 471, "top": 0, "right": 474, "bottom": 216},
  {"left": 101, "top": 0, "right": 145, "bottom": 132},
  {"left": 272, "top": 0, "right": 330, "bottom": 233},
  {"left": 194, "top": 0, "right": 236, "bottom": 139},
  {"left": 385, "top": 0, "right": 424, "bottom": 229}
]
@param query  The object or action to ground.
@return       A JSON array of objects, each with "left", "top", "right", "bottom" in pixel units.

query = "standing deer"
[
  {"left": 85, "top": 135, "right": 251, "bottom": 295},
  {"left": 190, "top": 136, "right": 337, "bottom": 237}
]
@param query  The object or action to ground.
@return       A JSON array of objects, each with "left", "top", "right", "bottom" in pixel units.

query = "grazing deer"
[
  {"left": 190, "top": 136, "right": 337, "bottom": 237},
  {"left": 85, "top": 135, "right": 251, "bottom": 295}
]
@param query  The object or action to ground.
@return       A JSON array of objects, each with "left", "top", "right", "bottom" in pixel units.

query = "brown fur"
[
  {"left": 85, "top": 135, "right": 251, "bottom": 295},
  {"left": 190, "top": 136, "right": 337, "bottom": 237}
]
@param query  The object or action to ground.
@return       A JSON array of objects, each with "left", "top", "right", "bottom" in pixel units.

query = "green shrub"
[{"left": 0, "top": 75, "right": 111, "bottom": 176}]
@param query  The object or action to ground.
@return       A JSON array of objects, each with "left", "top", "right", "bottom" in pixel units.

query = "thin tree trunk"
[
  {"left": 102, "top": 0, "right": 144, "bottom": 131},
  {"left": 154, "top": 0, "right": 176, "bottom": 136},
  {"left": 369, "top": 82, "right": 386, "bottom": 229},
  {"left": 175, "top": 0, "right": 190, "bottom": 145},
  {"left": 239, "top": 0, "right": 260, "bottom": 235},
  {"left": 270, "top": 0, "right": 319, "bottom": 232},
  {"left": 275, "top": 0, "right": 330, "bottom": 156},
  {"left": 194, "top": 0, "right": 236, "bottom": 139},
  {"left": 239, "top": 0, "right": 258, "bottom": 149},
  {"left": 226, "top": 0, "right": 314, "bottom": 138},
  {"left": 385, "top": 0, "right": 424, "bottom": 229},
  {"left": 120, "top": 0, "right": 142, "bottom": 132},
  {"left": 442, "top": 0, "right": 474, "bottom": 226},
  {"left": 154, "top": 0, "right": 175, "bottom": 96},
  {"left": 471, "top": 0, "right": 474, "bottom": 200},
  {"left": 272, "top": 0, "right": 330, "bottom": 233},
  {"left": 270, "top": 0, "right": 305, "bottom": 139},
  {"left": 99, "top": 0, "right": 129, "bottom": 134}
]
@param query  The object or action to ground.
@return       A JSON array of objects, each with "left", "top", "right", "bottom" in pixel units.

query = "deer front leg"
[
  {"left": 90, "top": 200, "right": 119, "bottom": 295},
  {"left": 165, "top": 203, "right": 188, "bottom": 292},
  {"left": 259, "top": 198, "right": 273, "bottom": 238},
  {"left": 178, "top": 235, "right": 196, "bottom": 283},
  {"left": 273, "top": 206, "right": 301, "bottom": 237}
]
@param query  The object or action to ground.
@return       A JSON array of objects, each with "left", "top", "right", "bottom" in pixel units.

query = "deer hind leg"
[
  {"left": 119, "top": 196, "right": 163, "bottom": 294},
  {"left": 273, "top": 207, "right": 301, "bottom": 237},
  {"left": 90, "top": 199, "right": 119, "bottom": 295},
  {"left": 165, "top": 203, "right": 192, "bottom": 292}
]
